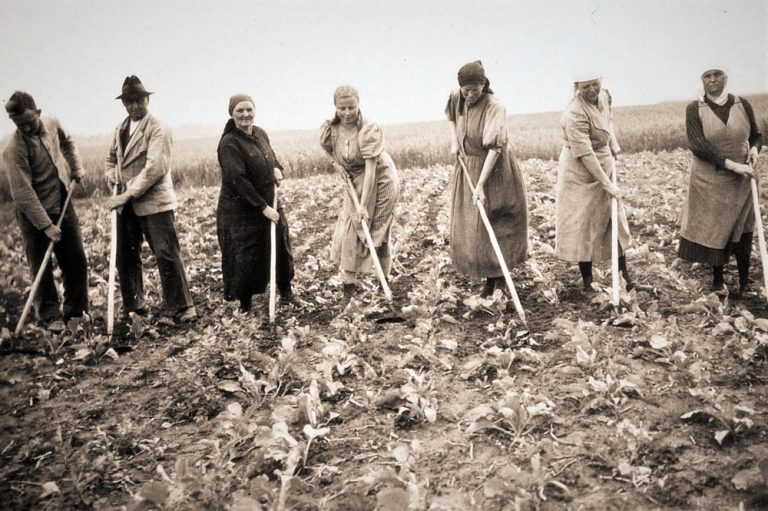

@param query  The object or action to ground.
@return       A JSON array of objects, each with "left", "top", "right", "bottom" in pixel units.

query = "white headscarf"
[
  {"left": 572, "top": 68, "right": 602, "bottom": 84},
  {"left": 697, "top": 66, "right": 730, "bottom": 105}
]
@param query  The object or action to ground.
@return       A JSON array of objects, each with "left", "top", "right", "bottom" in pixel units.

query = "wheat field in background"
[{"left": 1, "top": 94, "right": 766, "bottom": 201}]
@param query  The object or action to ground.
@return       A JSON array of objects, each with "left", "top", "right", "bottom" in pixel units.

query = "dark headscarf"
[
  {"left": 228, "top": 94, "right": 254, "bottom": 116},
  {"left": 222, "top": 94, "right": 256, "bottom": 137},
  {"left": 457, "top": 60, "right": 493, "bottom": 94}
]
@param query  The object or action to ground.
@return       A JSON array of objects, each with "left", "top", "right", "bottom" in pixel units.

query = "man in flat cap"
[
  {"left": 3, "top": 91, "right": 89, "bottom": 331},
  {"left": 105, "top": 75, "right": 197, "bottom": 323}
]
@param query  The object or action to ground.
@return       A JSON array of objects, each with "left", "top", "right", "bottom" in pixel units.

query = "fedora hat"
[{"left": 116, "top": 75, "right": 153, "bottom": 100}]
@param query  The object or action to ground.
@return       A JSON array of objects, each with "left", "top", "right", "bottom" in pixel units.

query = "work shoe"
[
  {"left": 279, "top": 287, "right": 295, "bottom": 305},
  {"left": 733, "top": 284, "right": 756, "bottom": 300},
  {"left": 122, "top": 307, "right": 148, "bottom": 320},
  {"left": 493, "top": 277, "right": 508, "bottom": 296},
  {"left": 736, "top": 273, "right": 751, "bottom": 299},
  {"left": 712, "top": 282, "right": 728, "bottom": 297},
  {"left": 177, "top": 306, "right": 198, "bottom": 323},
  {"left": 239, "top": 298, "right": 252, "bottom": 313},
  {"left": 47, "top": 319, "right": 66, "bottom": 333}
]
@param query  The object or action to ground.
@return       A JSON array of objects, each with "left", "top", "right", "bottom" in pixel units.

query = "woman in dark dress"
[
  {"left": 678, "top": 67, "right": 762, "bottom": 295},
  {"left": 216, "top": 94, "right": 294, "bottom": 312}
]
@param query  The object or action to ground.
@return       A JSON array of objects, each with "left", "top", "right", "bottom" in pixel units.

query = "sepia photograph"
[{"left": 0, "top": 0, "right": 767, "bottom": 509}]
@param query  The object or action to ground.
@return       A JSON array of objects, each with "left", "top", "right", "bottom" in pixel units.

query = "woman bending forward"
[{"left": 320, "top": 85, "right": 400, "bottom": 308}]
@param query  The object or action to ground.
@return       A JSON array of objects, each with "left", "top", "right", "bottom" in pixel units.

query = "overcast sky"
[{"left": 1, "top": 0, "right": 766, "bottom": 139}]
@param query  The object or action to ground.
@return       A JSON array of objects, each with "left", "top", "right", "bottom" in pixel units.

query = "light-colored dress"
[
  {"left": 555, "top": 90, "right": 630, "bottom": 262},
  {"left": 320, "top": 116, "right": 399, "bottom": 272},
  {"left": 679, "top": 98, "right": 753, "bottom": 251},
  {"left": 445, "top": 90, "right": 528, "bottom": 278}
]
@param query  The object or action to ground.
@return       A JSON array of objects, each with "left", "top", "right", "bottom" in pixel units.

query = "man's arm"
[{"left": 54, "top": 118, "right": 84, "bottom": 181}]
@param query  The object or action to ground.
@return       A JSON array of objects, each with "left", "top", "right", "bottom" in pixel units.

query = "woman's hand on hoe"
[{"left": 263, "top": 205, "right": 280, "bottom": 223}]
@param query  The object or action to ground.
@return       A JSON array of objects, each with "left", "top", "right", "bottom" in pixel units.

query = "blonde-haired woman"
[{"left": 320, "top": 86, "right": 399, "bottom": 308}]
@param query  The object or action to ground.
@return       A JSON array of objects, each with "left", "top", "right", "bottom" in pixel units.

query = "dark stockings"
[
  {"left": 735, "top": 232, "right": 752, "bottom": 291},
  {"left": 714, "top": 232, "right": 752, "bottom": 292},
  {"left": 712, "top": 265, "right": 725, "bottom": 290},
  {"left": 619, "top": 256, "right": 634, "bottom": 289},
  {"left": 578, "top": 262, "right": 593, "bottom": 290},
  {"left": 579, "top": 248, "right": 633, "bottom": 291}
]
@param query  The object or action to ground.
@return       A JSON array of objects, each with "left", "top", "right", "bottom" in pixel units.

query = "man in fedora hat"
[
  {"left": 105, "top": 75, "right": 197, "bottom": 323},
  {"left": 3, "top": 91, "right": 89, "bottom": 331}
]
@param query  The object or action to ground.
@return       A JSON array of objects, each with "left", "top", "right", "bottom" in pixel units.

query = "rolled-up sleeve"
[{"left": 564, "top": 109, "right": 594, "bottom": 158}]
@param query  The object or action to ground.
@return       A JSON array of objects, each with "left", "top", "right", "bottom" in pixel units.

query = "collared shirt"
[{"left": 2, "top": 116, "right": 84, "bottom": 230}]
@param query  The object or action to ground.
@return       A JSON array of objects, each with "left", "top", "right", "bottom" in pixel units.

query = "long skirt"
[
  {"left": 217, "top": 198, "right": 294, "bottom": 302},
  {"left": 449, "top": 146, "right": 528, "bottom": 278}
]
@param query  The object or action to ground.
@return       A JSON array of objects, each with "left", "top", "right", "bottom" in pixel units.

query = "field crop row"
[{"left": 2, "top": 149, "right": 768, "bottom": 509}]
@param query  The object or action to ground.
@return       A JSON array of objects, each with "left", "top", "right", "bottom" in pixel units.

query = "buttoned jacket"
[{"left": 105, "top": 113, "right": 176, "bottom": 216}]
